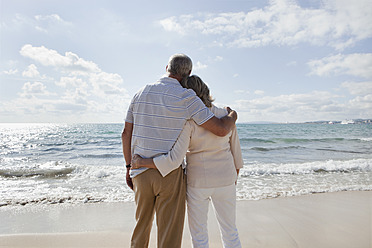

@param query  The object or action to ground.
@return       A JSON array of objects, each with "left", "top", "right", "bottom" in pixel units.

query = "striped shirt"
[{"left": 126, "top": 76, "right": 214, "bottom": 177}]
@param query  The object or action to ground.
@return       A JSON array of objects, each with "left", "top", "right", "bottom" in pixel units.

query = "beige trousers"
[{"left": 131, "top": 166, "right": 186, "bottom": 248}]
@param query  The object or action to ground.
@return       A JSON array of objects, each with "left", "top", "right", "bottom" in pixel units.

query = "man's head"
[{"left": 166, "top": 54, "right": 192, "bottom": 82}]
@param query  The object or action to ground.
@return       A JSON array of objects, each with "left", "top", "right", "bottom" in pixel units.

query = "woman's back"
[{"left": 186, "top": 105, "right": 243, "bottom": 188}]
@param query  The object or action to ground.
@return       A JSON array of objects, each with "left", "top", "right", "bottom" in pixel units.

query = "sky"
[{"left": 1, "top": 0, "right": 372, "bottom": 123}]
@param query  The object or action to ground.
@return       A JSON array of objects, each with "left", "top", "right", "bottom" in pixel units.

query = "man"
[{"left": 122, "top": 54, "right": 237, "bottom": 248}]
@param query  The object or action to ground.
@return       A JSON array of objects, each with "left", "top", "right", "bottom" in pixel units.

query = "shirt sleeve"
[
  {"left": 125, "top": 96, "right": 135, "bottom": 123},
  {"left": 153, "top": 121, "right": 192, "bottom": 177},
  {"left": 230, "top": 125, "right": 244, "bottom": 169},
  {"left": 185, "top": 92, "right": 214, "bottom": 125}
]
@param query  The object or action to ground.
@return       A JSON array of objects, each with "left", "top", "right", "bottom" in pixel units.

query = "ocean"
[{"left": 0, "top": 123, "right": 371, "bottom": 208}]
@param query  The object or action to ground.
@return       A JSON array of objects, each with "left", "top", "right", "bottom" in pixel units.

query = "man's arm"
[
  {"left": 122, "top": 121, "right": 134, "bottom": 190},
  {"left": 200, "top": 108, "right": 237, "bottom": 137}
]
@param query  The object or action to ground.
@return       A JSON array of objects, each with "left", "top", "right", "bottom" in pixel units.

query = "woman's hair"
[
  {"left": 166, "top": 54, "right": 193, "bottom": 79},
  {"left": 183, "top": 75, "right": 214, "bottom": 108}
]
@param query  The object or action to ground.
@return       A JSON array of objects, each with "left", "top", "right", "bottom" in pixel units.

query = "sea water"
[{"left": 0, "top": 123, "right": 371, "bottom": 208}]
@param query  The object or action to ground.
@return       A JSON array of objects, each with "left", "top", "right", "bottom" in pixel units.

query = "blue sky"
[{"left": 1, "top": 0, "right": 371, "bottom": 123}]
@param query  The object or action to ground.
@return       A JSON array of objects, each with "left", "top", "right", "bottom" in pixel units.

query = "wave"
[
  {"left": 0, "top": 167, "right": 75, "bottom": 178},
  {"left": 72, "top": 154, "right": 123, "bottom": 159},
  {"left": 240, "top": 137, "right": 354, "bottom": 144},
  {"left": 241, "top": 137, "right": 372, "bottom": 144},
  {"left": 0, "top": 196, "right": 106, "bottom": 207},
  {"left": 315, "top": 148, "right": 366, "bottom": 154},
  {"left": 250, "top": 146, "right": 302, "bottom": 152},
  {"left": 0, "top": 162, "right": 131, "bottom": 207},
  {"left": 0, "top": 161, "right": 75, "bottom": 179},
  {"left": 240, "top": 138, "right": 276, "bottom": 143},
  {"left": 241, "top": 158, "right": 372, "bottom": 176}
]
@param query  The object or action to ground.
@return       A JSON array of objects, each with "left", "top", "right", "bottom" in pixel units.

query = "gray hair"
[
  {"left": 182, "top": 75, "right": 214, "bottom": 108},
  {"left": 166, "top": 54, "right": 193, "bottom": 79}
]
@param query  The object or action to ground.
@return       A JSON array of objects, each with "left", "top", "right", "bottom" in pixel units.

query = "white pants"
[{"left": 187, "top": 184, "right": 241, "bottom": 248}]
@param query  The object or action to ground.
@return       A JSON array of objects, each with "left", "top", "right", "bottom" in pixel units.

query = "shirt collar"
[{"left": 159, "top": 76, "right": 181, "bottom": 86}]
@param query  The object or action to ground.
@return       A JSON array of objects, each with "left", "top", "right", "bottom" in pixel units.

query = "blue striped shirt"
[{"left": 126, "top": 76, "right": 214, "bottom": 177}]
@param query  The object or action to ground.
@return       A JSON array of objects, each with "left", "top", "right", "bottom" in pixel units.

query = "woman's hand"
[
  {"left": 132, "top": 154, "right": 157, "bottom": 169},
  {"left": 131, "top": 154, "right": 143, "bottom": 169}
]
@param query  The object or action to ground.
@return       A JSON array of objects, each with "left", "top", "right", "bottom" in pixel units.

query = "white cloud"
[
  {"left": 20, "top": 44, "right": 100, "bottom": 74},
  {"left": 34, "top": 14, "right": 72, "bottom": 33},
  {"left": 1, "top": 69, "right": 18, "bottom": 75},
  {"left": 286, "top": 61, "right": 297, "bottom": 67},
  {"left": 341, "top": 81, "right": 372, "bottom": 96},
  {"left": 254, "top": 90, "right": 265, "bottom": 95},
  {"left": 2, "top": 13, "right": 72, "bottom": 34},
  {"left": 159, "top": 0, "right": 372, "bottom": 50},
  {"left": 22, "top": 64, "right": 40, "bottom": 78},
  {"left": 308, "top": 53, "right": 372, "bottom": 79},
  {"left": 193, "top": 61, "right": 208, "bottom": 71},
  {"left": 234, "top": 90, "right": 249, "bottom": 94},
  {"left": 234, "top": 91, "right": 340, "bottom": 121},
  {"left": 4, "top": 44, "right": 131, "bottom": 122},
  {"left": 233, "top": 90, "right": 372, "bottom": 122},
  {"left": 19, "top": 81, "right": 52, "bottom": 98}
]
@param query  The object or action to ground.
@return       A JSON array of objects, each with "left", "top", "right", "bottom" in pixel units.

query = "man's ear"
[
  {"left": 166, "top": 65, "right": 168, "bottom": 71},
  {"left": 188, "top": 70, "right": 191, "bottom": 75}
]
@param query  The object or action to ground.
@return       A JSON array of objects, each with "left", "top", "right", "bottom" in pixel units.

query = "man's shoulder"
[{"left": 149, "top": 77, "right": 197, "bottom": 98}]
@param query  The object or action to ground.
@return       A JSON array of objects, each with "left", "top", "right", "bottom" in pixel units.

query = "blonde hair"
[{"left": 183, "top": 75, "right": 214, "bottom": 108}]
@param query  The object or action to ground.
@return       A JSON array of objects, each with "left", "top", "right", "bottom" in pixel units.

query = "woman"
[{"left": 132, "top": 75, "right": 243, "bottom": 248}]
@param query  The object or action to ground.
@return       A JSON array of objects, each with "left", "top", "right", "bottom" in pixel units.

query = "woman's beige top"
[{"left": 154, "top": 105, "right": 244, "bottom": 188}]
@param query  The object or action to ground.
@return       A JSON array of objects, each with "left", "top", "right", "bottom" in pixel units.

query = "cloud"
[
  {"left": 233, "top": 89, "right": 372, "bottom": 122},
  {"left": 2, "top": 44, "right": 131, "bottom": 122},
  {"left": 20, "top": 44, "right": 100, "bottom": 74},
  {"left": 234, "top": 90, "right": 249, "bottom": 94},
  {"left": 342, "top": 81, "right": 372, "bottom": 96},
  {"left": 19, "top": 82, "right": 52, "bottom": 98},
  {"left": 34, "top": 14, "right": 72, "bottom": 33},
  {"left": 22, "top": 64, "right": 40, "bottom": 78},
  {"left": 2, "top": 13, "right": 72, "bottom": 34},
  {"left": 254, "top": 90, "right": 265, "bottom": 95},
  {"left": 1, "top": 69, "right": 18, "bottom": 75},
  {"left": 286, "top": 61, "right": 297, "bottom": 67},
  {"left": 193, "top": 61, "right": 208, "bottom": 71},
  {"left": 308, "top": 53, "right": 372, "bottom": 79},
  {"left": 159, "top": 0, "right": 372, "bottom": 50}
]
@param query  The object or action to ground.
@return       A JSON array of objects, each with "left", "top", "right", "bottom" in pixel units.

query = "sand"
[{"left": 0, "top": 191, "right": 371, "bottom": 248}]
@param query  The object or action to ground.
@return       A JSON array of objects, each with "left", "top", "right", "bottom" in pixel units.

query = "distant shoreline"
[
  {"left": 240, "top": 118, "right": 372, "bottom": 124},
  {"left": 1, "top": 119, "right": 372, "bottom": 125}
]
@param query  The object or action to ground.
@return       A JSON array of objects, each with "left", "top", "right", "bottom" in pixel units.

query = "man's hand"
[
  {"left": 126, "top": 167, "right": 134, "bottom": 191},
  {"left": 225, "top": 106, "right": 237, "bottom": 122},
  {"left": 200, "top": 107, "right": 237, "bottom": 137}
]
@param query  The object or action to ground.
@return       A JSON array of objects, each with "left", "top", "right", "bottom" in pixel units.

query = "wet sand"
[{"left": 0, "top": 191, "right": 371, "bottom": 248}]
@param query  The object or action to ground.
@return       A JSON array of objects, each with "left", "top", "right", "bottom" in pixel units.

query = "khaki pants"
[{"left": 131, "top": 166, "right": 186, "bottom": 248}]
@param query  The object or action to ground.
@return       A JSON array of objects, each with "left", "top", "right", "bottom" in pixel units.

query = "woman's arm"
[
  {"left": 131, "top": 122, "right": 192, "bottom": 177},
  {"left": 230, "top": 125, "right": 244, "bottom": 170},
  {"left": 132, "top": 154, "right": 156, "bottom": 169}
]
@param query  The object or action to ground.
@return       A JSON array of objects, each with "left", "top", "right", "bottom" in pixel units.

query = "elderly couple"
[{"left": 122, "top": 54, "right": 243, "bottom": 248}]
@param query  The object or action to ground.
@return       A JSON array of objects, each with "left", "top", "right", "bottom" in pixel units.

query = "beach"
[
  {"left": 1, "top": 191, "right": 371, "bottom": 248},
  {"left": 1, "top": 123, "right": 371, "bottom": 247}
]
